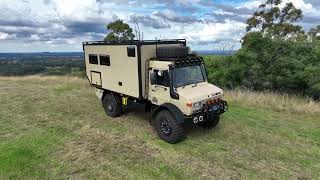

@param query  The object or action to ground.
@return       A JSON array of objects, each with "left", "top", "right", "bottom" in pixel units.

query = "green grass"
[{"left": 0, "top": 76, "right": 319, "bottom": 179}]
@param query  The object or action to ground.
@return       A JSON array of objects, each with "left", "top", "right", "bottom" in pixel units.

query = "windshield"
[{"left": 174, "top": 65, "right": 206, "bottom": 88}]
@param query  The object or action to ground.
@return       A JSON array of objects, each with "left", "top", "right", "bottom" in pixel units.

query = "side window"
[
  {"left": 100, "top": 55, "right": 110, "bottom": 66},
  {"left": 89, "top": 54, "right": 98, "bottom": 64},
  {"left": 127, "top": 46, "right": 136, "bottom": 57},
  {"left": 151, "top": 70, "right": 169, "bottom": 87}
]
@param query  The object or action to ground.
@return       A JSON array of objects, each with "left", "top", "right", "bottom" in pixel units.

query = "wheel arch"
[
  {"left": 101, "top": 89, "right": 111, "bottom": 100},
  {"left": 151, "top": 103, "right": 185, "bottom": 125},
  {"left": 102, "top": 90, "right": 122, "bottom": 104}
]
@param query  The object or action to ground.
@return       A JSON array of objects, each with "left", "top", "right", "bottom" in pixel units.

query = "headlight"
[
  {"left": 193, "top": 102, "right": 201, "bottom": 107},
  {"left": 186, "top": 101, "right": 205, "bottom": 112},
  {"left": 192, "top": 101, "right": 204, "bottom": 111}
]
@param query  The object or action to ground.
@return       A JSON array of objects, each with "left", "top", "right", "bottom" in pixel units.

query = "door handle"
[{"left": 154, "top": 85, "right": 167, "bottom": 91}]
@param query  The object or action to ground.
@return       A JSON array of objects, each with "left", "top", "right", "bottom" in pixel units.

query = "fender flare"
[{"left": 151, "top": 103, "right": 185, "bottom": 125}]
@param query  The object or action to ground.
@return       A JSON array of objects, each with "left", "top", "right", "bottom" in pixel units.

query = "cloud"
[
  {"left": 306, "top": 0, "right": 320, "bottom": 7},
  {"left": 153, "top": 9, "right": 202, "bottom": 24},
  {"left": 178, "top": 20, "right": 246, "bottom": 42},
  {"left": 0, "top": 0, "right": 319, "bottom": 52},
  {"left": 129, "top": 15, "right": 171, "bottom": 29}
]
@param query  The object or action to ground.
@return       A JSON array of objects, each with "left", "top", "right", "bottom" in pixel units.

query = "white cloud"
[
  {"left": 0, "top": 32, "right": 10, "bottom": 40},
  {"left": 54, "top": 0, "right": 100, "bottom": 20},
  {"left": 285, "top": 0, "right": 314, "bottom": 12},
  {"left": 179, "top": 21, "right": 246, "bottom": 42},
  {"left": 237, "top": 0, "right": 263, "bottom": 9},
  {"left": 0, "top": 0, "right": 319, "bottom": 52}
]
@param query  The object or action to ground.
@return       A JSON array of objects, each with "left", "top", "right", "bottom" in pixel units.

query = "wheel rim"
[
  {"left": 107, "top": 104, "right": 113, "bottom": 112},
  {"left": 160, "top": 120, "right": 172, "bottom": 136}
]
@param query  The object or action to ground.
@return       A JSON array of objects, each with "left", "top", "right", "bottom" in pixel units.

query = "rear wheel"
[
  {"left": 102, "top": 93, "right": 122, "bottom": 117},
  {"left": 198, "top": 116, "right": 220, "bottom": 129},
  {"left": 154, "top": 110, "right": 185, "bottom": 144}
]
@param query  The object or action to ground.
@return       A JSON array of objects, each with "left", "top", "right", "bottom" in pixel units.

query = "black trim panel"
[
  {"left": 137, "top": 45, "right": 143, "bottom": 100},
  {"left": 83, "top": 39, "right": 186, "bottom": 46}
]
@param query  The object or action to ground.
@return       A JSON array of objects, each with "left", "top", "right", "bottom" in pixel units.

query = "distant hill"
[
  {"left": 0, "top": 52, "right": 83, "bottom": 61},
  {"left": 0, "top": 51, "right": 235, "bottom": 61}
]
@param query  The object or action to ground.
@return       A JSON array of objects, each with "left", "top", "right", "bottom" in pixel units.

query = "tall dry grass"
[
  {"left": 225, "top": 89, "right": 320, "bottom": 114},
  {"left": 1, "top": 75, "right": 319, "bottom": 114}
]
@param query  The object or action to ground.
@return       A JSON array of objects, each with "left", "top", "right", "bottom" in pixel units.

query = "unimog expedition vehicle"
[{"left": 83, "top": 39, "right": 227, "bottom": 143}]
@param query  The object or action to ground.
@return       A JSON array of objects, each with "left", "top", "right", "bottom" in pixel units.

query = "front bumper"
[{"left": 186, "top": 100, "right": 228, "bottom": 123}]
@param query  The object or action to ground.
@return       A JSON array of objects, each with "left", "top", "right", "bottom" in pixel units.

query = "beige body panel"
[
  {"left": 84, "top": 45, "right": 140, "bottom": 97},
  {"left": 84, "top": 43, "right": 183, "bottom": 99},
  {"left": 148, "top": 61, "right": 173, "bottom": 105},
  {"left": 172, "top": 82, "right": 223, "bottom": 116}
]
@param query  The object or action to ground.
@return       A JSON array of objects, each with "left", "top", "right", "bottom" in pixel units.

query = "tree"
[
  {"left": 246, "top": 0, "right": 304, "bottom": 38},
  {"left": 309, "top": 25, "right": 320, "bottom": 40},
  {"left": 105, "top": 20, "right": 135, "bottom": 41}
]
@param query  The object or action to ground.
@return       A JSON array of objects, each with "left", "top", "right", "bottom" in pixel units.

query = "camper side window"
[
  {"left": 100, "top": 55, "right": 110, "bottom": 66},
  {"left": 127, "top": 46, "right": 136, "bottom": 57},
  {"left": 89, "top": 55, "right": 98, "bottom": 64}
]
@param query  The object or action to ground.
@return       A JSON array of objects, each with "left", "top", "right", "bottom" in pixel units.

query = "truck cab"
[
  {"left": 83, "top": 39, "right": 227, "bottom": 144},
  {"left": 147, "top": 57, "right": 227, "bottom": 143}
]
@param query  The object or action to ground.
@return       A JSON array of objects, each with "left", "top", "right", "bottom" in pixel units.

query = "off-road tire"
[
  {"left": 198, "top": 116, "right": 220, "bottom": 129},
  {"left": 154, "top": 110, "right": 185, "bottom": 144},
  {"left": 102, "top": 93, "right": 122, "bottom": 117},
  {"left": 156, "top": 46, "right": 189, "bottom": 58}
]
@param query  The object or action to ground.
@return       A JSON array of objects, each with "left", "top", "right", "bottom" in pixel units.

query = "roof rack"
[
  {"left": 82, "top": 39, "right": 187, "bottom": 46},
  {"left": 156, "top": 55, "right": 203, "bottom": 67}
]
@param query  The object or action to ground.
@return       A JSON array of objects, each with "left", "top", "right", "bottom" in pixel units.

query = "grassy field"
[{"left": 0, "top": 76, "right": 319, "bottom": 179}]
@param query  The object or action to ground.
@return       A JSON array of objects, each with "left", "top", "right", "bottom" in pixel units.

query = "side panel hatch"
[{"left": 91, "top": 71, "right": 102, "bottom": 87}]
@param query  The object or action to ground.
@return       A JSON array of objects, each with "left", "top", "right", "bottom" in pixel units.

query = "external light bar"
[{"left": 175, "top": 56, "right": 203, "bottom": 66}]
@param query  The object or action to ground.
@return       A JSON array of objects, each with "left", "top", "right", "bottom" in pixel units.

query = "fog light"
[
  {"left": 199, "top": 116, "right": 204, "bottom": 122},
  {"left": 193, "top": 117, "right": 198, "bottom": 123}
]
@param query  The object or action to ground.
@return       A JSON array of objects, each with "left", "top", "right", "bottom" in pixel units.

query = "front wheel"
[{"left": 154, "top": 110, "right": 185, "bottom": 144}]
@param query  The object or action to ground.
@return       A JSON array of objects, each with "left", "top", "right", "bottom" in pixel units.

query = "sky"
[{"left": 0, "top": 0, "right": 319, "bottom": 52}]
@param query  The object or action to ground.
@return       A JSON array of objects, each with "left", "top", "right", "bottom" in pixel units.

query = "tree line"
[{"left": 205, "top": 0, "right": 320, "bottom": 99}]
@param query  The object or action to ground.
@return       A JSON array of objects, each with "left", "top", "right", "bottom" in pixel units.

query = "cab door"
[{"left": 148, "top": 69, "right": 171, "bottom": 105}]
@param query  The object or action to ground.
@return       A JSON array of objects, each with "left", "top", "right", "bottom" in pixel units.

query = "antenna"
[{"left": 155, "top": 37, "right": 158, "bottom": 58}]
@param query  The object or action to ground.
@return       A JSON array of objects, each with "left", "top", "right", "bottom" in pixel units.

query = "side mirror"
[
  {"left": 157, "top": 70, "right": 163, "bottom": 77},
  {"left": 150, "top": 72, "right": 157, "bottom": 85}
]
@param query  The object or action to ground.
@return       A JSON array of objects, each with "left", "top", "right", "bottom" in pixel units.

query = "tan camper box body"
[{"left": 84, "top": 42, "right": 183, "bottom": 99}]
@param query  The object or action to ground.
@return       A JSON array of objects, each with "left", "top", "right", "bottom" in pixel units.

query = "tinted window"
[
  {"left": 174, "top": 65, "right": 205, "bottom": 87},
  {"left": 100, "top": 55, "right": 110, "bottom": 66},
  {"left": 151, "top": 70, "right": 170, "bottom": 87},
  {"left": 127, "top": 46, "right": 136, "bottom": 57},
  {"left": 89, "top": 54, "right": 98, "bottom": 64}
]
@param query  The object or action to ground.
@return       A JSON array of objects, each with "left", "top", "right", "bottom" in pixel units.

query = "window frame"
[
  {"left": 88, "top": 54, "right": 98, "bottom": 65},
  {"left": 99, "top": 54, "right": 111, "bottom": 66},
  {"left": 127, "top": 46, "right": 136, "bottom": 57},
  {"left": 151, "top": 69, "right": 170, "bottom": 87}
]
